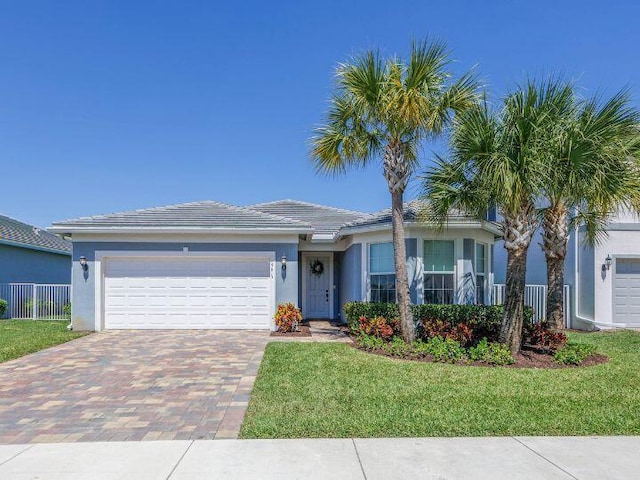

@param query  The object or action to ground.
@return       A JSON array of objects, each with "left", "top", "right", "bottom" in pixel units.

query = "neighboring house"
[
  {"left": 0, "top": 214, "right": 71, "bottom": 284},
  {"left": 494, "top": 209, "right": 640, "bottom": 329},
  {"left": 49, "top": 199, "right": 500, "bottom": 331}
]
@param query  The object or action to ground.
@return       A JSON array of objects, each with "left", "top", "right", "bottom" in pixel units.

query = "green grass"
[
  {"left": 240, "top": 330, "right": 640, "bottom": 438},
  {"left": 0, "top": 320, "right": 89, "bottom": 363}
]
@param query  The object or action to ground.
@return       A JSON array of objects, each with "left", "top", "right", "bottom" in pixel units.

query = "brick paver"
[{"left": 0, "top": 330, "right": 269, "bottom": 443}]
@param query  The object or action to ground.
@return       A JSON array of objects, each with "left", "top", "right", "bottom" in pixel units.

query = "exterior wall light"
[
  {"left": 281, "top": 255, "right": 287, "bottom": 272},
  {"left": 79, "top": 256, "right": 89, "bottom": 272},
  {"left": 604, "top": 254, "right": 613, "bottom": 271}
]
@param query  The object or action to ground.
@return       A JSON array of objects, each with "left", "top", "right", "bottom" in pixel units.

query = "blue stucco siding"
[
  {"left": 0, "top": 244, "right": 70, "bottom": 284},
  {"left": 333, "top": 252, "right": 340, "bottom": 320},
  {"left": 71, "top": 241, "right": 298, "bottom": 331},
  {"left": 338, "top": 243, "right": 362, "bottom": 319}
]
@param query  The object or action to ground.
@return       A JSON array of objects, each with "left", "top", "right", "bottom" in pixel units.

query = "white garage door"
[
  {"left": 614, "top": 258, "right": 640, "bottom": 326},
  {"left": 103, "top": 256, "right": 273, "bottom": 329}
]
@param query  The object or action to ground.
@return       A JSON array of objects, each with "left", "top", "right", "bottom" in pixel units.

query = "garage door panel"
[
  {"left": 103, "top": 256, "right": 273, "bottom": 329},
  {"left": 614, "top": 258, "right": 640, "bottom": 326}
]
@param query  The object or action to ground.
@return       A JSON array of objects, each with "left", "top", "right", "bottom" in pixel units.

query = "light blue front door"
[{"left": 305, "top": 254, "right": 331, "bottom": 318}]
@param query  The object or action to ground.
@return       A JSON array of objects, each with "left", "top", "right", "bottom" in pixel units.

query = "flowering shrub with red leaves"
[
  {"left": 356, "top": 316, "right": 399, "bottom": 341},
  {"left": 274, "top": 303, "right": 303, "bottom": 333},
  {"left": 421, "top": 319, "right": 474, "bottom": 346},
  {"left": 525, "top": 322, "right": 567, "bottom": 351}
]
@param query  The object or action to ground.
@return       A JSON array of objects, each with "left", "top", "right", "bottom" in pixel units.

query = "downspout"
[{"left": 573, "top": 222, "right": 627, "bottom": 329}]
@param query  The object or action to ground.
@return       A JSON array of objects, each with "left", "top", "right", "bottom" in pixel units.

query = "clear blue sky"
[{"left": 1, "top": 1, "right": 638, "bottom": 227}]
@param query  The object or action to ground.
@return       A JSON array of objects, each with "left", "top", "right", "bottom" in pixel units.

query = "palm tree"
[
  {"left": 423, "top": 81, "right": 571, "bottom": 354},
  {"left": 540, "top": 88, "right": 640, "bottom": 330},
  {"left": 311, "top": 39, "right": 478, "bottom": 343}
]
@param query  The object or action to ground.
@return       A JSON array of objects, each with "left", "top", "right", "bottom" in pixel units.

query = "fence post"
[{"left": 32, "top": 284, "right": 37, "bottom": 320}]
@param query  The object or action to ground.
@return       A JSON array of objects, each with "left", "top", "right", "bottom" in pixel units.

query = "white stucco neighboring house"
[{"left": 495, "top": 208, "right": 640, "bottom": 329}]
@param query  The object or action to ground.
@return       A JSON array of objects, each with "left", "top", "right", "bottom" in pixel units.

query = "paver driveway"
[{"left": 0, "top": 330, "right": 269, "bottom": 444}]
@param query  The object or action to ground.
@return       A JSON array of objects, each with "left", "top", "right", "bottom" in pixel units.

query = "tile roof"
[
  {"left": 247, "top": 200, "right": 371, "bottom": 237},
  {"left": 339, "top": 200, "right": 484, "bottom": 232},
  {"left": 0, "top": 214, "right": 71, "bottom": 254},
  {"left": 50, "top": 201, "right": 312, "bottom": 232},
  {"left": 49, "top": 199, "right": 497, "bottom": 238}
]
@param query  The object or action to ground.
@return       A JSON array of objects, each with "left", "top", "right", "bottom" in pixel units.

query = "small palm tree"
[
  {"left": 540, "top": 87, "right": 640, "bottom": 329},
  {"left": 423, "top": 80, "right": 570, "bottom": 354},
  {"left": 311, "top": 39, "right": 478, "bottom": 343}
]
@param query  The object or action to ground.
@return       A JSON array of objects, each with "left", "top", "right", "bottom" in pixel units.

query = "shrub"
[
  {"left": 344, "top": 302, "right": 533, "bottom": 343},
  {"left": 554, "top": 342, "right": 597, "bottom": 365},
  {"left": 468, "top": 338, "right": 515, "bottom": 365},
  {"left": 274, "top": 303, "right": 303, "bottom": 333},
  {"left": 355, "top": 315, "right": 399, "bottom": 340},
  {"left": 422, "top": 318, "right": 473, "bottom": 345},
  {"left": 525, "top": 322, "right": 567, "bottom": 351},
  {"left": 383, "top": 336, "right": 411, "bottom": 357},
  {"left": 63, "top": 303, "right": 71, "bottom": 317},
  {"left": 413, "top": 304, "right": 510, "bottom": 342},
  {"left": 411, "top": 339, "right": 432, "bottom": 357},
  {"left": 421, "top": 336, "right": 467, "bottom": 363},
  {"left": 0, "top": 299, "right": 6, "bottom": 317},
  {"left": 344, "top": 302, "right": 399, "bottom": 330},
  {"left": 356, "top": 334, "right": 386, "bottom": 351}
]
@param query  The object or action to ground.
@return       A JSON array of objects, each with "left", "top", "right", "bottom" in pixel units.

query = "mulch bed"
[
  {"left": 507, "top": 346, "right": 608, "bottom": 369},
  {"left": 269, "top": 322, "right": 312, "bottom": 337},
  {"left": 349, "top": 337, "right": 609, "bottom": 368}
]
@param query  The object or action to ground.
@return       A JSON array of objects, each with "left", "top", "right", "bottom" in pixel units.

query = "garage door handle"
[{"left": 325, "top": 290, "right": 329, "bottom": 301}]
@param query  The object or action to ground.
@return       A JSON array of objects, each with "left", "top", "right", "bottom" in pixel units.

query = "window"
[
  {"left": 423, "top": 240, "right": 455, "bottom": 304},
  {"left": 369, "top": 242, "right": 396, "bottom": 303},
  {"left": 476, "top": 243, "right": 486, "bottom": 304}
]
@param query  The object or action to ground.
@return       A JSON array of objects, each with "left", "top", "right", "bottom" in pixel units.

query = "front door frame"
[{"left": 301, "top": 252, "right": 334, "bottom": 319}]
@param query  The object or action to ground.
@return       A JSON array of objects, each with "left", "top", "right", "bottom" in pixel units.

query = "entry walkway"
[
  {"left": 0, "top": 436, "right": 637, "bottom": 479},
  {"left": 270, "top": 320, "right": 352, "bottom": 343}
]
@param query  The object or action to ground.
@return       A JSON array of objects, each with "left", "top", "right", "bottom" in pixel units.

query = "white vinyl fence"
[
  {"left": 0, "top": 283, "right": 71, "bottom": 320},
  {"left": 492, "top": 284, "right": 571, "bottom": 328}
]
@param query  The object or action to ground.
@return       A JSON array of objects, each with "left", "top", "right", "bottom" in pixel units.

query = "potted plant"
[{"left": 274, "top": 303, "right": 303, "bottom": 332}]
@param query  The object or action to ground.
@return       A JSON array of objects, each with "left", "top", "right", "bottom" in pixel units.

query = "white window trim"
[
  {"left": 366, "top": 241, "right": 397, "bottom": 302},
  {"left": 475, "top": 241, "right": 488, "bottom": 304},
  {"left": 422, "top": 238, "right": 457, "bottom": 305},
  {"left": 93, "top": 250, "right": 276, "bottom": 332}
]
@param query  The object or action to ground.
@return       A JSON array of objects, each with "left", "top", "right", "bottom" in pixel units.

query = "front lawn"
[
  {"left": 0, "top": 320, "right": 89, "bottom": 363},
  {"left": 240, "top": 330, "right": 640, "bottom": 438}
]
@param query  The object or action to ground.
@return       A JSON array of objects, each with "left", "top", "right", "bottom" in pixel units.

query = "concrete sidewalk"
[{"left": 0, "top": 436, "right": 638, "bottom": 479}]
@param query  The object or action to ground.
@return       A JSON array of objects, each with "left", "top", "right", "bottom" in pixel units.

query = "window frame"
[
  {"left": 475, "top": 242, "right": 487, "bottom": 305},
  {"left": 422, "top": 239, "right": 456, "bottom": 305},
  {"left": 367, "top": 241, "right": 397, "bottom": 303}
]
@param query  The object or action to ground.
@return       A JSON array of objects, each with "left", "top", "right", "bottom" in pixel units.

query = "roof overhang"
[
  {"left": 308, "top": 233, "right": 338, "bottom": 243},
  {"left": 338, "top": 220, "right": 502, "bottom": 237},
  {"left": 48, "top": 225, "right": 314, "bottom": 236},
  {"left": 0, "top": 238, "right": 71, "bottom": 256},
  {"left": 592, "top": 223, "right": 640, "bottom": 232}
]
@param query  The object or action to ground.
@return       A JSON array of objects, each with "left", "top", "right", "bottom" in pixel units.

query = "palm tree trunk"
[
  {"left": 499, "top": 246, "right": 528, "bottom": 354},
  {"left": 542, "top": 205, "right": 569, "bottom": 330},
  {"left": 498, "top": 205, "right": 538, "bottom": 354},
  {"left": 391, "top": 189, "right": 415, "bottom": 343},
  {"left": 384, "top": 141, "right": 415, "bottom": 343}
]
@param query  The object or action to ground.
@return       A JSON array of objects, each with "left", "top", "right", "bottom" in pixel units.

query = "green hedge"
[
  {"left": 0, "top": 299, "right": 6, "bottom": 317},
  {"left": 344, "top": 302, "right": 400, "bottom": 324},
  {"left": 344, "top": 301, "right": 533, "bottom": 342}
]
